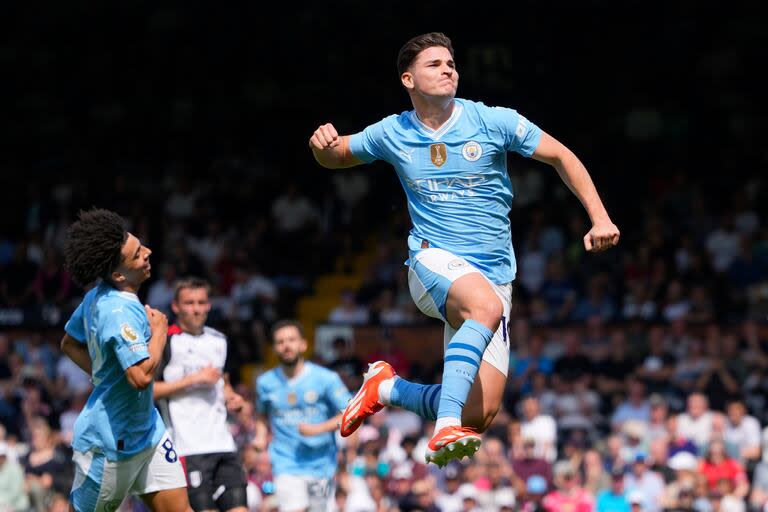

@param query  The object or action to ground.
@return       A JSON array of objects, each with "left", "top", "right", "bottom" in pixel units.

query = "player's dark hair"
[
  {"left": 63, "top": 208, "right": 128, "bottom": 288},
  {"left": 270, "top": 319, "right": 305, "bottom": 341},
  {"left": 397, "top": 32, "right": 454, "bottom": 76},
  {"left": 173, "top": 277, "right": 211, "bottom": 301}
]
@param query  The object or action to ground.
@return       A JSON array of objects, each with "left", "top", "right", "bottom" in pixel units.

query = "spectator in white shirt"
[
  {"left": 725, "top": 398, "right": 762, "bottom": 464},
  {"left": 677, "top": 392, "right": 713, "bottom": 453},
  {"left": 520, "top": 395, "right": 557, "bottom": 463}
]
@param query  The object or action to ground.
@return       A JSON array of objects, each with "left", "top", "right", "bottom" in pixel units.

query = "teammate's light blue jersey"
[
  {"left": 256, "top": 362, "right": 351, "bottom": 479},
  {"left": 349, "top": 98, "right": 542, "bottom": 284},
  {"left": 65, "top": 282, "right": 165, "bottom": 461}
]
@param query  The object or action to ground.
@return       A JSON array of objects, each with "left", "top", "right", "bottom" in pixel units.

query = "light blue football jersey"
[
  {"left": 349, "top": 98, "right": 542, "bottom": 284},
  {"left": 256, "top": 362, "right": 351, "bottom": 478},
  {"left": 64, "top": 282, "right": 165, "bottom": 460}
]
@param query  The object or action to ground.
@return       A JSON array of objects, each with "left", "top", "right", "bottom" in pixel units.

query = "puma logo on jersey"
[{"left": 399, "top": 148, "right": 416, "bottom": 163}]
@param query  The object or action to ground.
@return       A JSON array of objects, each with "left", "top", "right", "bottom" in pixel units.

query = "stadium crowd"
[{"left": 1, "top": 167, "right": 767, "bottom": 512}]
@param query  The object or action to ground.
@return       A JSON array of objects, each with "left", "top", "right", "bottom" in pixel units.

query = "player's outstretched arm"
[
  {"left": 309, "top": 123, "right": 364, "bottom": 169},
  {"left": 60, "top": 334, "right": 92, "bottom": 375},
  {"left": 532, "top": 132, "right": 620, "bottom": 252}
]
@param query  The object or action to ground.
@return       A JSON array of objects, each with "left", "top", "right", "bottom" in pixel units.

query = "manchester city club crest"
[
  {"left": 304, "top": 390, "right": 318, "bottom": 404},
  {"left": 430, "top": 143, "right": 447, "bottom": 167},
  {"left": 461, "top": 141, "right": 483, "bottom": 161}
]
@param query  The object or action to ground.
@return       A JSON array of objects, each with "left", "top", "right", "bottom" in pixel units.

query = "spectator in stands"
[
  {"left": 647, "top": 394, "right": 670, "bottom": 442},
  {"left": 31, "top": 250, "right": 71, "bottom": 307},
  {"left": 543, "top": 460, "right": 594, "bottom": 512},
  {"left": 0, "top": 242, "right": 37, "bottom": 307},
  {"left": 553, "top": 330, "right": 593, "bottom": 386},
  {"left": 520, "top": 396, "right": 557, "bottom": 463},
  {"left": 706, "top": 213, "right": 741, "bottom": 273},
  {"left": 328, "top": 288, "right": 369, "bottom": 325},
  {"left": 539, "top": 256, "right": 577, "bottom": 325},
  {"left": 611, "top": 377, "right": 651, "bottom": 432},
  {"left": 595, "top": 467, "right": 630, "bottom": 512},
  {"left": 519, "top": 474, "right": 548, "bottom": 512},
  {"left": 572, "top": 276, "right": 617, "bottom": 323},
  {"left": 21, "top": 418, "right": 68, "bottom": 512},
  {"left": 583, "top": 448, "right": 611, "bottom": 495},
  {"left": 512, "top": 437, "right": 553, "bottom": 490},
  {"left": 677, "top": 393, "right": 714, "bottom": 454},
  {"left": 329, "top": 336, "right": 365, "bottom": 392},
  {"left": 0, "top": 440, "right": 29, "bottom": 511},
  {"left": 749, "top": 460, "right": 768, "bottom": 512},
  {"left": 724, "top": 398, "right": 762, "bottom": 466},
  {"left": 513, "top": 333, "right": 554, "bottom": 395},
  {"left": 635, "top": 325, "right": 676, "bottom": 395},
  {"left": 671, "top": 339, "right": 709, "bottom": 399},
  {"left": 596, "top": 329, "right": 637, "bottom": 399},
  {"left": 699, "top": 440, "right": 749, "bottom": 499},
  {"left": 624, "top": 454, "right": 665, "bottom": 512},
  {"left": 697, "top": 335, "right": 742, "bottom": 412}
]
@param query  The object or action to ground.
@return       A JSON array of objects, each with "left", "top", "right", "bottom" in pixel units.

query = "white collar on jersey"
[
  {"left": 116, "top": 290, "right": 140, "bottom": 302},
  {"left": 410, "top": 102, "right": 464, "bottom": 141},
  {"left": 278, "top": 362, "right": 310, "bottom": 385}
]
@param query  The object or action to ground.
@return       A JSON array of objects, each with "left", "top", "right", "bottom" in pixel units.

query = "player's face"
[
  {"left": 172, "top": 287, "right": 211, "bottom": 333},
  {"left": 402, "top": 46, "right": 458, "bottom": 100},
  {"left": 272, "top": 325, "right": 307, "bottom": 366},
  {"left": 113, "top": 233, "right": 152, "bottom": 287}
]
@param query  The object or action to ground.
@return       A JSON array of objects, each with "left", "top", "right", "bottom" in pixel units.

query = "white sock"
[
  {"left": 434, "top": 417, "right": 461, "bottom": 434},
  {"left": 378, "top": 377, "right": 396, "bottom": 405}
]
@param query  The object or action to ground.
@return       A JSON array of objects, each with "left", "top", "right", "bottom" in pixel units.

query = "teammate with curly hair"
[{"left": 60, "top": 208, "right": 193, "bottom": 512}]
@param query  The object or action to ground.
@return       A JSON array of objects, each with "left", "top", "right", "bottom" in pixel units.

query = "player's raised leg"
[{"left": 424, "top": 272, "right": 503, "bottom": 466}]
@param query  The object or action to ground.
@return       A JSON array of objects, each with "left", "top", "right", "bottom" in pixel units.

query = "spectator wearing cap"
[
  {"left": 542, "top": 461, "right": 594, "bottom": 512},
  {"left": 621, "top": 420, "right": 649, "bottom": 463},
  {"left": 457, "top": 483, "right": 482, "bottom": 512},
  {"left": 493, "top": 486, "right": 516, "bottom": 512},
  {"left": 624, "top": 454, "right": 665, "bottom": 512},
  {"left": 662, "top": 451, "right": 701, "bottom": 510},
  {"left": 512, "top": 437, "right": 553, "bottom": 490},
  {"left": 388, "top": 463, "right": 415, "bottom": 508},
  {"left": 0, "top": 441, "right": 30, "bottom": 511},
  {"left": 627, "top": 490, "right": 645, "bottom": 511},
  {"left": 596, "top": 467, "right": 631, "bottom": 512},
  {"left": 520, "top": 396, "right": 558, "bottom": 463},
  {"left": 519, "top": 475, "right": 548, "bottom": 512}
]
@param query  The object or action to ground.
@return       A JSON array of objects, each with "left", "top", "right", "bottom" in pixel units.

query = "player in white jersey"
[
  {"left": 309, "top": 32, "right": 620, "bottom": 467},
  {"left": 59, "top": 209, "right": 191, "bottom": 512},
  {"left": 154, "top": 278, "right": 248, "bottom": 512}
]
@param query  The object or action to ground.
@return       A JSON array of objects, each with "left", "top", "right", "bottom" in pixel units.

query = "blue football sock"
[
  {"left": 437, "top": 319, "right": 494, "bottom": 420},
  {"left": 390, "top": 377, "right": 441, "bottom": 420}
]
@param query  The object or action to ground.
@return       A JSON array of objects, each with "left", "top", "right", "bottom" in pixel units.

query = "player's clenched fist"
[{"left": 309, "top": 123, "right": 341, "bottom": 151}]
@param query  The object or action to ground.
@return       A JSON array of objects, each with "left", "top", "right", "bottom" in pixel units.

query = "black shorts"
[{"left": 182, "top": 452, "right": 247, "bottom": 511}]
